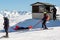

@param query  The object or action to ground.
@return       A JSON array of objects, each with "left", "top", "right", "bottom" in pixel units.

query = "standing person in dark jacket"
[
  {"left": 3, "top": 16, "right": 9, "bottom": 37},
  {"left": 42, "top": 12, "right": 49, "bottom": 29},
  {"left": 52, "top": 6, "right": 57, "bottom": 20}
]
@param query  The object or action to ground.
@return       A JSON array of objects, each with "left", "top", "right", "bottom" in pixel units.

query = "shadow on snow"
[{"left": 0, "top": 19, "right": 60, "bottom": 33}]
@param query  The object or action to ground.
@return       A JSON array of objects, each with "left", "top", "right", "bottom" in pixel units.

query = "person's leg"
[
  {"left": 42, "top": 21, "right": 45, "bottom": 29},
  {"left": 44, "top": 24, "right": 48, "bottom": 29},
  {"left": 6, "top": 29, "right": 8, "bottom": 37},
  {"left": 42, "top": 21, "right": 44, "bottom": 28},
  {"left": 53, "top": 14, "right": 55, "bottom": 20},
  {"left": 53, "top": 12, "right": 55, "bottom": 20},
  {"left": 5, "top": 28, "right": 8, "bottom": 37},
  {"left": 43, "top": 21, "right": 48, "bottom": 29},
  {"left": 3, "top": 28, "right": 8, "bottom": 38},
  {"left": 55, "top": 14, "right": 56, "bottom": 20},
  {"left": 53, "top": 13, "right": 56, "bottom": 20}
]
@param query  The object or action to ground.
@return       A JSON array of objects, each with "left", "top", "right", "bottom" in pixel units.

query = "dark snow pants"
[
  {"left": 42, "top": 20, "right": 47, "bottom": 29},
  {"left": 4, "top": 26, "right": 9, "bottom": 37}
]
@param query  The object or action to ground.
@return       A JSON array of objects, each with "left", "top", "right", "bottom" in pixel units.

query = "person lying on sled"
[{"left": 14, "top": 25, "right": 32, "bottom": 30}]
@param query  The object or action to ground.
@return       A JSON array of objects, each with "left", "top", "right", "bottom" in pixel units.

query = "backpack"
[{"left": 46, "top": 14, "right": 50, "bottom": 21}]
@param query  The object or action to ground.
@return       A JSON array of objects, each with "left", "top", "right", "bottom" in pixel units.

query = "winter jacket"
[{"left": 3, "top": 17, "right": 9, "bottom": 29}]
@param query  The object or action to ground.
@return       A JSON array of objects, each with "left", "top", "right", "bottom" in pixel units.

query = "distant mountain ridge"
[{"left": 0, "top": 7, "right": 60, "bottom": 17}]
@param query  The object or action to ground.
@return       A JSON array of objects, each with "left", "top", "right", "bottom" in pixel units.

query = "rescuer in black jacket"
[{"left": 3, "top": 16, "right": 9, "bottom": 37}]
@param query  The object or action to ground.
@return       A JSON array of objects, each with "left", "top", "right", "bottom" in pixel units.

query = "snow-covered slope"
[
  {"left": 0, "top": 7, "right": 60, "bottom": 40},
  {"left": 0, "top": 7, "right": 60, "bottom": 30},
  {"left": 0, "top": 10, "right": 32, "bottom": 26}
]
